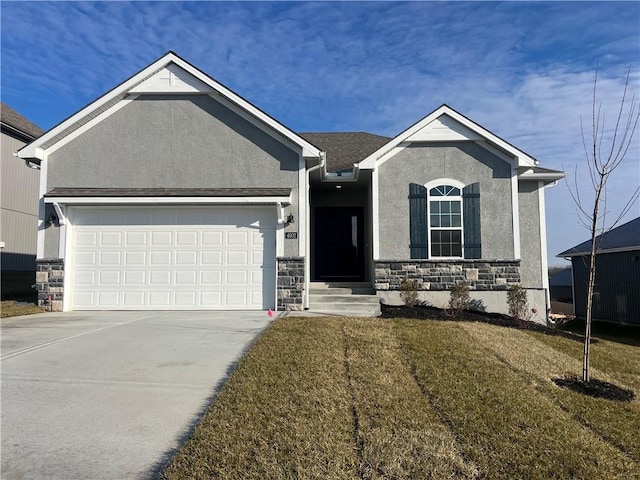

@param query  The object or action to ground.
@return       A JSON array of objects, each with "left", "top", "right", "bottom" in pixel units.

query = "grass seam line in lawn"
[
  {"left": 341, "top": 321, "right": 366, "bottom": 480},
  {"left": 392, "top": 324, "right": 478, "bottom": 472},
  {"left": 461, "top": 323, "right": 640, "bottom": 465}
]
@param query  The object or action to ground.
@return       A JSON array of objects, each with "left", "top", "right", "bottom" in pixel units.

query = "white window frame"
[{"left": 425, "top": 179, "right": 466, "bottom": 259}]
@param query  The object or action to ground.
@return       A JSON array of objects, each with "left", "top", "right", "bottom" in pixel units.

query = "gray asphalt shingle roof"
[
  {"left": 300, "top": 132, "right": 391, "bottom": 173},
  {"left": 1, "top": 102, "right": 43, "bottom": 139},
  {"left": 558, "top": 217, "right": 640, "bottom": 256}
]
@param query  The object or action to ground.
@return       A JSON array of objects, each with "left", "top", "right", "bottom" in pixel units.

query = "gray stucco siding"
[
  {"left": 46, "top": 95, "right": 302, "bottom": 256},
  {"left": 518, "top": 181, "right": 543, "bottom": 288},
  {"left": 378, "top": 142, "right": 514, "bottom": 260}
]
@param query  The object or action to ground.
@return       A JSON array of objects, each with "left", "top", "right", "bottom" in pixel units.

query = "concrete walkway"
[{"left": 1, "top": 310, "right": 273, "bottom": 480}]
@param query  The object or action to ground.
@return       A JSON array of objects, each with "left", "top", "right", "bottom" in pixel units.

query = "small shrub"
[
  {"left": 448, "top": 283, "right": 470, "bottom": 313},
  {"left": 507, "top": 284, "right": 529, "bottom": 320},
  {"left": 399, "top": 278, "right": 419, "bottom": 306}
]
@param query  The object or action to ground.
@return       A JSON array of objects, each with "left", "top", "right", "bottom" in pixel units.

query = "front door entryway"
[{"left": 314, "top": 207, "right": 364, "bottom": 281}]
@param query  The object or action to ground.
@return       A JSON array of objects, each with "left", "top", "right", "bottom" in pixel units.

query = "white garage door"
[{"left": 67, "top": 206, "right": 276, "bottom": 310}]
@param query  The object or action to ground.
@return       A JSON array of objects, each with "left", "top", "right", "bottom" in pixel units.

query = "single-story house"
[
  {"left": 558, "top": 217, "right": 640, "bottom": 326},
  {"left": 17, "top": 52, "right": 564, "bottom": 320},
  {"left": 1, "top": 103, "right": 43, "bottom": 298}
]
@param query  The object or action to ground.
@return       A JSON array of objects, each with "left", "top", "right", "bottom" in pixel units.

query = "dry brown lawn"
[
  {"left": 162, "top": 317, "right": 640, "bottom": 480},
  {"left": 1, "top": 300, "right": 44, "bottom": 318}
]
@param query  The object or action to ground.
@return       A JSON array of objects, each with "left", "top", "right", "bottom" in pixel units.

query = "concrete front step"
[
  {"left": 310, "top": 294, "right": 380, "bottom": 304},
  {"left": 309, "top": 282, "right": 375, "bottom": 295},
  {"left": 308, "top": 283, "right": 381, "bottom": 317}
]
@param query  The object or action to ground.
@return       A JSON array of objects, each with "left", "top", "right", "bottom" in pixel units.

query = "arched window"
[
  {"left": 409, "top": 180, "right": 481, "bottom": 260},
  {"left": 428, "top": 184, "right": 463, "bottom": 257}
]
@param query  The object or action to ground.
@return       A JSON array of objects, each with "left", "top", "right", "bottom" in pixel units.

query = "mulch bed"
[
  {"left": 380, "top": 304, "right": 584, "bottom": 341},
  {"left": 552, "top": 375, "right": 636, "bottom": 402}
]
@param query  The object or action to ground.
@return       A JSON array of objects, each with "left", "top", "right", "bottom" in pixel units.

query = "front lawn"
[
  {"left": 1, "top": 300, "right": 44, "bottom": 318},
  {"left": 162, "top": 317, "right": 639, "bottom": 479}
]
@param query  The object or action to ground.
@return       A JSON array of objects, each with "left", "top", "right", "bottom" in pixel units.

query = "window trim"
[{"left": 425, "top": 179, "right": 465, "bottom": 259}]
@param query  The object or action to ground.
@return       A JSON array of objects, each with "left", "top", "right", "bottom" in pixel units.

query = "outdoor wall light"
[{"left": 286, "top": 213, "right": 295, "bottom": 224}]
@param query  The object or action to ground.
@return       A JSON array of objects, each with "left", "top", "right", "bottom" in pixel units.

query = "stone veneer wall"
[
  {"left": 374, "top": 259, "right": 521, "bottom": 291},
  {"left": 35, "top": 259, "right": 65, "bottom": 311},
  {"left": 277, "top": 256, "right": 304, "bottom": 311}
]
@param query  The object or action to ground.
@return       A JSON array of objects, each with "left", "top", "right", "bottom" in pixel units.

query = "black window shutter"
[
  {"left": 463, "top": 183, "right": 481, "bottom": 259},
  {"left": 409, "top": 183, "right": 428, "bottom": 259}
]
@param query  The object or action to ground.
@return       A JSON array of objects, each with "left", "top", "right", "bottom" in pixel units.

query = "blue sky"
[{"left": 2, "top": 1, "right": 639, "bottom": 267}]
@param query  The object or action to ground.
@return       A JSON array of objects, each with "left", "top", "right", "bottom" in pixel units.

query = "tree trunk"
[{"left": 583, "top": 176, "right": 603, "bottom": 383}]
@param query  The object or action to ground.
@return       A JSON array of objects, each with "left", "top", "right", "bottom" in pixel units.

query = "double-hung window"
[{"left": 428, "top": 185, "right": 463, "bottom": 257}]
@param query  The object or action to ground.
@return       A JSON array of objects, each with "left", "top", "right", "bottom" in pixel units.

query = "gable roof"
[
  {"left": 1, "top": 102, "right": 43, "bottom": 140},
  {"left": 358, "top": 104, "right": 540, "bottom": 169},
  {"left": 17, "top": 51, "right": 322, "bottom": 160},
  {"left": 558, "top": 217, "right": 640, "bottom": 257},
  {"left": 299, "top": 132, "right": 391, "bottom": 172}
]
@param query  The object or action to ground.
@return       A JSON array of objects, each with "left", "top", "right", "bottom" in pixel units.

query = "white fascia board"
[
  {"left": 511, "top": 165, "right": 521, "bottom": 260},
  {"left": 372, "top": 168, "right": 380, "bottom": 259},
  {"left": 298, "top": 152, "right": 306, "bottom": 257},
  {"left": 18, "top": 55, "right": 177, "bottom": 160},
  {"left": 44, "top": 195, "right": 292, "bottom": 205},
  {"left": 518, "top": 172, "right": 566, "bottom": 182},
  {"left": 560, "top": 246, "right": 640, "bottom": 257},
  {"left": 45, "top": 96, "right": 139, "bottom": 156},
  {"left": 359, "top": 105, "right": 537, "bottom": 170},
  {"left": 538, "top": 181, "right": 550, "bottom": 305},
  {"left": 165, "top": 56, "right": 321, "bottom": 158},
  {"left": 19, "top": 52, "right": 322, "bottom": 160},
  {"left": 36, "top": 153, "right": 48, "bottom": 259}
]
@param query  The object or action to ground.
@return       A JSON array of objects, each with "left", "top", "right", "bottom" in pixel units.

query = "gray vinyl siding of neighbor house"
[
  {"left": 571, "top": 250, "right": 640, "bottom": 326},
  {"left": 1, "top": 105, "right": 42, "bottom": 297},
  {"left": 378, "top": 142, "right": 514, "bottom": 260},
  {"left": 45, "top": 94, "right": 302, "bottom": 257}
]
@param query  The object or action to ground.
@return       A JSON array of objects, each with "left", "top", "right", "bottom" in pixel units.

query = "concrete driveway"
[{"left": 1, "top": 310, "right": 273, "bottom": 480}]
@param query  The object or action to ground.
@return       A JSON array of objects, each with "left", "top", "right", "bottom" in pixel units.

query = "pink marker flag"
[{"left": 267, "top": 308, "right": 274, "bottom": 318}]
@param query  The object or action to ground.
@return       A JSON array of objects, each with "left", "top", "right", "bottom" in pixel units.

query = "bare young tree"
[{"left": 567, "top": 66, "right": 639, "bottom": 383}]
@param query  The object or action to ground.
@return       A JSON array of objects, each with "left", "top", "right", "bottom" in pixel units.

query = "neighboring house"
[
  {"left": 549, "top": 268, "right": 573, "bottom": 303},
  {"left": 17, "top": 52, "right": 564, "bottom": 320},
  {"left": 558, "top": 217, "right": 640, "bottom": 326},
  {"left": 1, "top": 103, "right": 43, "bottom": 298}
]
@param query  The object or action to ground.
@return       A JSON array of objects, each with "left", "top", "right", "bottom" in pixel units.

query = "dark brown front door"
[{"left": 314, "top": 207, "right": 364, "bottom": 281}]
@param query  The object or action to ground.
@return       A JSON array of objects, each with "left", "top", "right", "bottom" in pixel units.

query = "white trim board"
[
  {"left": 359, "top": 105, "right": 538, "bottom": 170},
  {"left": 18, "top": 52, "right": 322, "bottom": 160}
]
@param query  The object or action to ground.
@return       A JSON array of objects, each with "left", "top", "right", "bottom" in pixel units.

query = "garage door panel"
[
  {"left": 124, "top": 271, "right": 146, "bottom": 285},
  {"left": 124, "top": 291, "right": 145, "bottom": 307},
  {"left": 175, "top": 270, "right": 197, "bottom": 285},
  {"left": 67, "top": 207, "right": 276, "bottom": 309},
  {"left": 176, "top": 231, "right": 198, "bottom": 245},
  {"left": 97, "top": 292, "right": 120, "bottom": 307},
  {"left": 150, "top": 271, "right": 171, "bottom": 285},
  {"left": 175, "top": 292, "right": 197, "bottom": 307},
  {"left": 151, "top": 232, "right": 172, "bottom": 246},
  {"left": 125, "top": 251, "right": 146, "bottom": 266},
  {"left": 69, "top": 206, "right": 276, "bottom": 310},
  {"left": 99, "top": 271, "right": 121, "bottom": 285},
  {"left": 126, "top": 232, "right": 147, "bottom": 246},
  {"left": 149, "top": 292, "right": 171, "bottom": 307},
  {"left": 100, "top": 252, "right": 121, "bottom": 266},
  {"left": 151, "top": 251, "right": 172, "bottom": 265},
  {"left": 201, "top": 251, "right": 222, "bottom": 265},
  {"left": 201, "top": 270, "right": 222, "bottom": 285}
]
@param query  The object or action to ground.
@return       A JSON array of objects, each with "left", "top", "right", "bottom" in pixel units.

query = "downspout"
[{"left": 305, "top": 152, "right": 326, "bottom": 309}]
